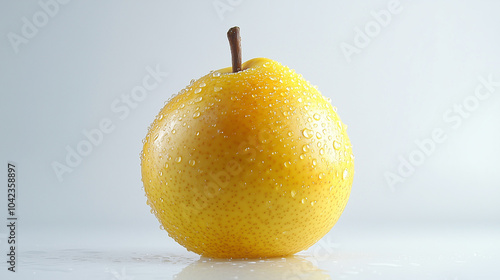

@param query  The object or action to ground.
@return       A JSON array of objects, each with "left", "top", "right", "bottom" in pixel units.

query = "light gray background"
[{"left": 1, "top": 0, "right": 499, "bottom": 267}]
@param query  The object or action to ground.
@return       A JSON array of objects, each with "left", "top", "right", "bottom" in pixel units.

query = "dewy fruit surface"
[{"left": 141, "top": 57, "right": 354, "bottom": 258}]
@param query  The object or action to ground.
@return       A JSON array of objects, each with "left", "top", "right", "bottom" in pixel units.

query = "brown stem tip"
[{"left": 227, "top": 26, "right": 242, "bottom": 73}]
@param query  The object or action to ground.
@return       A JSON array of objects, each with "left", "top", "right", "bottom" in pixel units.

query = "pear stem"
[{"left": 227, "top": 26, "right": 242, "bottom": 73}]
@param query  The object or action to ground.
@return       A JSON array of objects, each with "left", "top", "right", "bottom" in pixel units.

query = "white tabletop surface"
[{"left": 2, "top": 222, "right": 498, "bottom": 280}]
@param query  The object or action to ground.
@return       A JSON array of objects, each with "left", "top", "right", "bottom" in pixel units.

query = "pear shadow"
[{"left": 174, "top": 255, "right": 332, "bottom": 280}]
